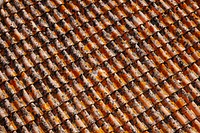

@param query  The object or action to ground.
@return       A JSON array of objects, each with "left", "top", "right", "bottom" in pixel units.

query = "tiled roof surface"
[{"left": 0, "top": 0, "right": 200, "bottom": 132}]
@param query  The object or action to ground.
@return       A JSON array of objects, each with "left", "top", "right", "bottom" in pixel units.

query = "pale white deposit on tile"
[{"left": 0, "top": 0, "right": 3, "bottom": 7}]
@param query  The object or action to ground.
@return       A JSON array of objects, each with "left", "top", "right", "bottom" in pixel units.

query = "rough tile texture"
[{"left": 0, "top": 0, "right": 199, "bottom": 132}]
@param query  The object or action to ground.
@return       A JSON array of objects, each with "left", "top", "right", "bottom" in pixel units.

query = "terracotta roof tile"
[{"left": 0, "top": 0, "right": 200, "bottom": 132}]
